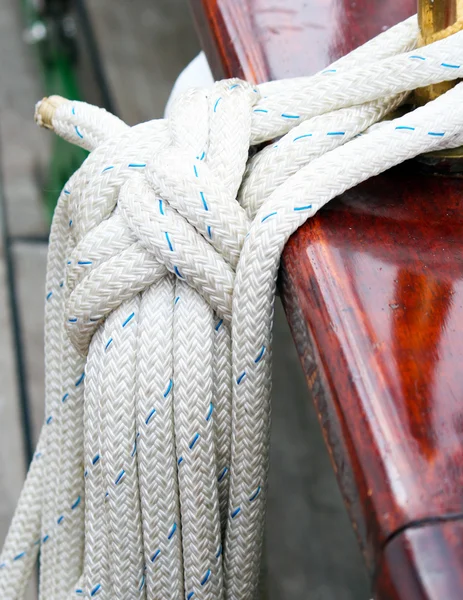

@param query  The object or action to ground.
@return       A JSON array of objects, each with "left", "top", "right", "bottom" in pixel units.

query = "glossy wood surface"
[
  {"left": 374, "top": 520, "right": 463, "bottom": 599},
  {"left": 280, "top": 165, "right": 463, "bottom": 569},
  {"left": 192, "top": 0, "right": 417, "bottom": 82},
  {"left": 191, "top": 0, "right": 463, "bottom": 597}
]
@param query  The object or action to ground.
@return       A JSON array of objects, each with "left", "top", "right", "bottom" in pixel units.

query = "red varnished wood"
[
  {"left": 191, "top": 0, "right": 416, "bottom": 83},
  {"left": 190, "top": 0, "right": 269, "bottom": 82},
  {"left": 191, "top": 0, "right": 463, "bottom": 597},
  {"left": 374, "top": 520, "right": 463, "bottom": 600},
  {"left": 280, "top": 165, "right": 463, "bottom": 571}
]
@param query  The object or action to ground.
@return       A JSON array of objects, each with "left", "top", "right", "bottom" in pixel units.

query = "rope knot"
[{"left": 63, "top": 79, "right": 258, "bottom": 354}]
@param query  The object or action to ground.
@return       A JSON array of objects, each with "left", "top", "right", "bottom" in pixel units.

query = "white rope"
[{"left": 2, "top": 14, "right": 463, "bottom": 600}]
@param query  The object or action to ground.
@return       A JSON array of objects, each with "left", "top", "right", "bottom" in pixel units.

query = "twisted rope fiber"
[{"left": 2, "top": 14, "right": 463, "bottom": 599}]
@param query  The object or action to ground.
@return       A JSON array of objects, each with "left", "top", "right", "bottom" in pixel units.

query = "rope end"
[{"left": 35, "top": 95, "right": 68, "bottom": 130}]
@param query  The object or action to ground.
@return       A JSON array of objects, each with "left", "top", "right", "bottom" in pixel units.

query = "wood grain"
[{"left": 191, "top": 0, "right": 463, "bottom": 597}]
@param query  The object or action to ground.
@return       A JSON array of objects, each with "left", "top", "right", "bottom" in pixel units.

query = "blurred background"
[{"left": 0, "top": 1, "right": 369, "bottom": 598}]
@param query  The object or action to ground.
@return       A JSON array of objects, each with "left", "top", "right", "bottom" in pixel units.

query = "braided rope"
[{"left": 2, "top": 14, "right": 463, "bottom": 600}]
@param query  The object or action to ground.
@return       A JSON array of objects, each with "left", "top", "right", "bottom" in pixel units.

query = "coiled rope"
[{"left": 2, "top": 14, "right": 463, "bottom": 600}]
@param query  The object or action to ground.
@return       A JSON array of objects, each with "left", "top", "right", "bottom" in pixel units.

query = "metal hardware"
[
  {"left": 415, "top": 0, "right": 463, "bottom": 168},
  {"left": 415, "top": 0, "right": 463, "bottom": 104}
]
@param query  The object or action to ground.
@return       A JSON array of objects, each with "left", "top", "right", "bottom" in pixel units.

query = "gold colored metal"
[
  {"left": 415, "top": 0, "right": 463, "bottom": 104},
  {"left": 418, "top": 0, "right": 463, "bottom": 44},
  {"left": 414, "top": 0, "right": 463, "bottom": 166}
]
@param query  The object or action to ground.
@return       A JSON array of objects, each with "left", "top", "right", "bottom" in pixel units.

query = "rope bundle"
[{"left": 2, "top": 14, "right": 463, "bottom": 600}]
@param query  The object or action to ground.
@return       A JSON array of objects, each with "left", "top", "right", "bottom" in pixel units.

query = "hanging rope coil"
[{"left": 2, "top": 14, "right": 463, "bottom": 600}]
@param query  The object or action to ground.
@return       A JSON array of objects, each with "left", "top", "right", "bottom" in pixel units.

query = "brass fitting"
[{"left": 414, "top": 0, "right": 463, "bottom": 104}]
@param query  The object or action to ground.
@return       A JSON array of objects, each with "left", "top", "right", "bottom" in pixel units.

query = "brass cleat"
[
  {"left": 414, "top": 0, "right": 463, "bottom": 104},
  {"left": 415, "top": 0, "right": 463, "bottom": 170}
]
